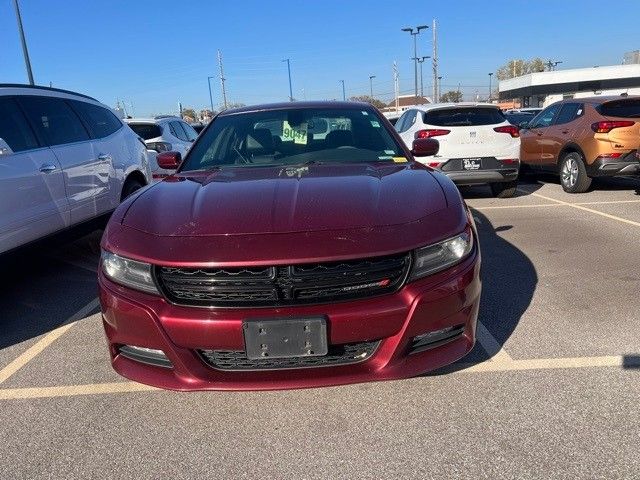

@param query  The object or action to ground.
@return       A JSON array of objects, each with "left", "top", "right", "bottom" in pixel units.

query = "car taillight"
[
  {"left": 591, "top": 120, "right": 635, "bottom": 133},
  {"left": 595, "top": 153, "right": 623, "bottom": 159},
  {"left": 493, "top": 125, "right": 520, "bottom": 138},
  {"left": 415, "top": 129, "right": 450, "bottom": 139}
]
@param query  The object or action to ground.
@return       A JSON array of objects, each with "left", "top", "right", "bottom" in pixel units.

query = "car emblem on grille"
[{"left": 341, "top": 279, "right": 391, "bottom": 292}]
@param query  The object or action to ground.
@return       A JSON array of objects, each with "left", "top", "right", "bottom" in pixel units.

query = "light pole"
[
  {"left": 401, "top": 25, "right": 428, "bottom": 99},
  {"left": 13, "top": 0, "right": 34, "bottom": 85},
  {"left": 369, "top": 75, "right": 376, "bottom": 98},
  {"left": 207, "top": 76, "right": 215, "bottom": 114},
  {"left": 283, "top": 59, "right": 293, "bottom": 101},
  {"left": 339, "top": 80, "right": 346, "bottom": 101},
  {"left": 488, "top": 72, "right": 493, "bottom": 102},
  {"left": 413, "top": 56, "right": 430, "bottom": 99},
  {"left": 437, "top": 76, "right": 442, "bottom": 102}
]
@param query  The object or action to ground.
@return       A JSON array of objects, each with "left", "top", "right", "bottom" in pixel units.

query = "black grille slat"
[
  {"left": 156, "top": 252, "right": 411, "bottom": 308},
  {"left": 200, "top": 341, "right": 380, "bottom": 370}
]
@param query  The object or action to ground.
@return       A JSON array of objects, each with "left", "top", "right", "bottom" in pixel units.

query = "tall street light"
[
  {"left": 207, "top": 76, "right": 215, "bottom": 114},
  {"left": 13, "top": 0, "right": 34, "bottom": 85},
  {"left": 369, "top": 75, "right": 376, "bottom": 98},
  {"left": 413, "top": 56, "right": 430, "bottom": 99},
  {"left": 339, "top": 80, "right": 346, "bottom": 101},
  {"left": 282, "top": 59, "right": 293, "bottom": 101},
  {"left": 488, "top": 72, "right": 493, "bottom": 102},
  {"left": 401, "top": 25, "right": 428, "bottom": 100}
]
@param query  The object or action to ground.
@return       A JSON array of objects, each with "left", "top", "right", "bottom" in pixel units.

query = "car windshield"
[
  {"left": 423, "top": 107, "right": 506, "bottom": 126},
  {"left": 180, "top": 106, "right": 406, "bottom": 171}
]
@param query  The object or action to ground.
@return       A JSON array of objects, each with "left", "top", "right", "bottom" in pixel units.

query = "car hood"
[{"left": 122, "top": 163, "right": 447, "bottom": 236}]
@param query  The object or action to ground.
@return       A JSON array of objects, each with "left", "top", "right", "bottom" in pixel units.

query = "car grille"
[
  {"left": 199, "top": 340, "right": 380, "bottom": 370},
  {"left": 154, "top": 252, "right": 411, "bottom": 307}
]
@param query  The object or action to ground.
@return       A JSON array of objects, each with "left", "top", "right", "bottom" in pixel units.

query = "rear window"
[
  {"left": 128, "top": 123, "right": 162, "bottom": 140},
  {"left": 597, "top": 99, "right": 640, "bottom": 118},
  {"left": 423, "top": 107, "right": 505, "bottom": 127}
]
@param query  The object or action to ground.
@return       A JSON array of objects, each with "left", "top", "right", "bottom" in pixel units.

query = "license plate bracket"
[{"left": 243, "top": 317, "right": 328, "bottom": 360}]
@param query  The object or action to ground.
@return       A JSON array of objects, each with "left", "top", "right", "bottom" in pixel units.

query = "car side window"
[
  {"left": 18, "top": 96, "right": 90, "bottom": 146},
  {"left": 553, "top": 103, "right": 583, "bottom": 126},
  {"left": 394, "top": 112, "right": 408, "bottom": 132},
  {"left": 529, "top": 103, "right": 561, "bottom": 129},
  {"left": 70, "top": 100, "right": 122, "bottom": 139},
  {"left": 181, "top": 122, "right": 198, "bottom": 141},
  {"left": 0, "top": 97, "right": 39, "bottom": 153},
  {"left": 397, "top": 110, "right": 416, "bottom": 133},
  {"left": 169, "top": 121, "right": 189, "bottom": 141}
]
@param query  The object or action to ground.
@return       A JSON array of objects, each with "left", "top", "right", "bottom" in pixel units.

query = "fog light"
[
  {"left": 118, "top": 345, "right": 172, "bottom": 368},
  {"left": 409, "top": 325, "right": 465, "bottom": 355}
]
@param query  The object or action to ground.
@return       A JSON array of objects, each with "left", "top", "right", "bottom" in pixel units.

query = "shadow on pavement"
[
  {"left": 458, "top": 176, "right": 543, "bottom": 199},
  {"left": 432, "top": 209, "right": 538, "bottom": 374},
  {"left": 0, "top": 229, "right": 102, "bottom": 350},
  {"left": 622, "top": 355, "right": 640, "bottom": 370},
  {"left": 531, "top": 172, "right": 640, "bottom": 194}
]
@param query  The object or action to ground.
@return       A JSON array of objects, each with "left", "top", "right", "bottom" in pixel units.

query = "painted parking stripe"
[
  {"left": 457, "top": 355, "right": 625, "bottom": 373},
  {"left": 0, "top": 382, "right": 156, "bottom": 400},
  {"left": 0, "top": 299, "right": 100, "bottom": 385}
]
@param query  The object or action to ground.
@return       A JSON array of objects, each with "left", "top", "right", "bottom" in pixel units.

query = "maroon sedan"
[{"left": 99, "top": 101, "right": 481, "bottom": 391}]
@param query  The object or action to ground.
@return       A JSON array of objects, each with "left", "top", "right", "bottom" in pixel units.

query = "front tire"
[
  {"left": 560, "top": 152, "right": 591, "bottom": 193},
  {"left": 490, "top": 180, "right": 518, "bottom": 198}
]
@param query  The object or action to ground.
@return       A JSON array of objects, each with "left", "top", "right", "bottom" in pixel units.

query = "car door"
[
  {"left": 519, "top": 103, "right": 562, "bottom": 167},
  {"left": 18, "top": 95, "right": 104, "bottom": 225},
  {"left": 0, "top": 96, "right": 69, "bottom": 253},
  {"left": 543, "top": 103, "right": 584, "bottom": 167}
]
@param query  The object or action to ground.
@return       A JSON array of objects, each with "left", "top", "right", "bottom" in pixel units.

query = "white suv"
[
  {"left": 395, "top": 103, "right": 521, "bottom": 197},
  {"left": 0, "top": 84, "right": 151, "bottom": 254},
  {"left": 125, "top": 116, "right": 198, "bottom": 178}
]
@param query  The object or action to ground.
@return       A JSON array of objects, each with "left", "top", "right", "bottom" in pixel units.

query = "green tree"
[
  {"left": 439, "top": 90, "right": 463, "bottom": 103},
  {"left": 181, "top": 107, "right": 197, "bottom": 121},
  {"left": 496, "top": 57, "right": 546, "bottom": 80},
  {"left": 220, "top": 102, "right": 246, "bottom": 111},
  {"left": 349, "top": 95, "right": 387, "bottom": 110}
]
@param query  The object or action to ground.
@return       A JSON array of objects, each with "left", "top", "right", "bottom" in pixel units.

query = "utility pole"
[
  {"left": 369, "top": 75, "right": 376, "bottom": 98},
  {"left": 179, "top": 102, "right": 183, "bottom": 118},
  {"left": 282, "top": 59, "right": 293, "bottom": 101},
  {"left": 488, "top": 73, "right": 493, "bottom": 102},
  {"left": 414, "top": 56, "right": 430, "bottom": 100},
  {"left": 13, "top": 0, "right": 34, "bottom": 85},
  {"left": 402, "top": 25, "right": 428, "bottom": 100},
  {"left": 217, "top": 50, "right": 228, "bottom": 110},
  {"left": 432, "top": 19, "right": 438, "bottom": 103},
  {"left": 207, "top": 76, "right": 215, "bottom": 114},
  {"left": 339, "top": 80, "right": 346, "bottom": 101},
  {"left": 393, "top": 61, "right": 399, "bottom": 112},
  {"left": 546, "top": 59, "right": 563, "bottom": 71}
]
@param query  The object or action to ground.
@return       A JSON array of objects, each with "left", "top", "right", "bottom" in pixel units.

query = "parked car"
[
  {"left": 0, "top": 84, "right": 151, "bottom": 254},
  {"left": 99, "top": 101, "right": 481, "bottom": 391},
  {"left": 519, "top": 96, "right": 640, "bottom": 193},
  {"left": 383, "top": 111, "right": 402, "bottom": 126},
  {"left": 125, "top": 116, "right": 199, "bottom": 179},
  {"left": 505, "top": 107, "right": 542, "bottom": 115},
  {"left": 505, "top": 111, "right": 535, "bottom": 126},
  {"left": 395, "top": 103, "right": 521, "bottom": 197},
  {"left": 191, "top": 122, "right": 206, "bottom": 134}
]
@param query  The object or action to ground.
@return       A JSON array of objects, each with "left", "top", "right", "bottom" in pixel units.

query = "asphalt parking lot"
[{"left": 1, "top": 175, "right": 639, "bottom": 479}]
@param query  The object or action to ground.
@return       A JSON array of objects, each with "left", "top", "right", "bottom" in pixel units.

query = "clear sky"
[{"left": 2, "top": 0, "right": 639, "bottom": 116}]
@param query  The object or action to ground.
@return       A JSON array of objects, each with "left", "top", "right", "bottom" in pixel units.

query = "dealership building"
[{"left": 498, "top": 63, "right": 640, "bottom": 108}]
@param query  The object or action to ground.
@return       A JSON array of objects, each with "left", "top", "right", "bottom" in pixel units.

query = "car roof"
[
  {"left": 0, "top": 83, "right": 99, "bottom": 102},
  {"left": 562, "top": 95, "right": 640, "bottom": 105},
  {"left": 219, "top": 100, "right": 374, "bottom": 116},
  {"left": 125, "top": 116, "right": 182, "bottom": 124},
  {"left": 411, "top": 102, "right": 499, "bottom": 112}
]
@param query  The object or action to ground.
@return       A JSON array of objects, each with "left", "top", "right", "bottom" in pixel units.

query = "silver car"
[{"left": 0, "top": 84, "right": 151, "bottom": 254}]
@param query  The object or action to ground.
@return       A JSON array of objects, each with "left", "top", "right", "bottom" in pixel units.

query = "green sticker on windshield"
[
  {"left": 370, "top": 120, "right": 380, "bottom": 128},
  {"left": 282, "top": 121, "right": 308, "bottom": 145}
]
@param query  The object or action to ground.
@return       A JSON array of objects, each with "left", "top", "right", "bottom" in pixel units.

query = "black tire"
[
  {"left": 490, "top": 180, "right": 518, "bottom": 198},
  {"left": 559, "top": 152, "right": 591, "bottom": 193},
  {"left": 120, "top": 178, "right": 144, "bottom": 201}
]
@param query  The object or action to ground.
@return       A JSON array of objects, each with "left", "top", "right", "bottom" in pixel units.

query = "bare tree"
[
  {"left": 439, "top": 90, "right": 463, "bottom": 103},
  {"left": 349, "top": 95, "right": 387, "bottom": 110}
]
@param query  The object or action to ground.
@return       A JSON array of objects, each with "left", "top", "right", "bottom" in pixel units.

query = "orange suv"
[{"left": 519, "top": 96, "right": 640, "bottom": 193}]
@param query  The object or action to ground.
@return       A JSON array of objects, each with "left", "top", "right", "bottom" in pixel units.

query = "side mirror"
[
  {"left": 519, "top": 122, "right": 529, "bottom": 129},
  {"left": 411, "top": 138, "right": 439, "bottom": 157},
  {"left": 157, "top": 151, "right": 182, "bottom": 170}
]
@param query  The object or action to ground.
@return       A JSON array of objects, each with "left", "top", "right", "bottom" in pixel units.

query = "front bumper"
[
  {"left": 98, "top": 250, "right": 481, "bottom": 391},
  {"left": 586, "top": 152, "right": 640, "bottom": 177}
]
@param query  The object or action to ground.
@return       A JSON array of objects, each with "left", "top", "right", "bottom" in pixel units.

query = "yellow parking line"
[
  {"left": 575, "top": 199, "right": 640, "bottom": 206},
  {"left": 475, "top": 321, "right": 512, "bottom": 362},
  {"left": 458, "top": 355, "right": 624, "bottom": 373},
  {"left": 0, "top": 382, "right": 157, "bottom": 400},
  {"left": 0, "top": 298, "right": 100, "bottom": 385},
  {"left": 522, "top": 191, "right": 640, "bottom": 227}
]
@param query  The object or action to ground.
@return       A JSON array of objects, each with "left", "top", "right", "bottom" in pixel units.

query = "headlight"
[
  {"left": 409, "top": 228, "right": 474, "bottom": 281},
  {"left": 101, "top": 251, "right": 159, "bottom": 294}
]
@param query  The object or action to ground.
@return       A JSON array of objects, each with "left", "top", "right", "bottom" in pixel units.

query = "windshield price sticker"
[{"left": 282, "top": 121, "right": 308, "bottom": 144}]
